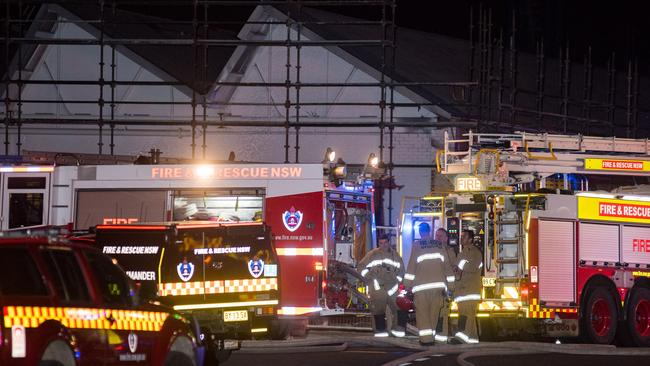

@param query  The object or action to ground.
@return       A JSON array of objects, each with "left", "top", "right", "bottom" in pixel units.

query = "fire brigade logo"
[
  {"left": 248, "top": 258, "right": 265, "bottom": 278},
  {"left": 177, "top": 258, "right": 195, "bottom": 282},
  {"left": 128, "top": 332, "right": 138, "bottom": 353},
  {"left": 282, "top": 206, "right": 303, "bottom": 232}
]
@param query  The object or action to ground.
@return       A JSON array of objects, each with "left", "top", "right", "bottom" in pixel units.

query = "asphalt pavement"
[{"left": 224, "top": 330, "right": 650, "bottom": 366}]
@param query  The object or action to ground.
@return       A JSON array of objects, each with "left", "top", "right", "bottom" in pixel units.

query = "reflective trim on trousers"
[
  {"left": 404, "top": 273, "right": 415, "bottom": 281},
  {"left": 458, "top": 259, "right": 468, "bottom": 270},
  {"left": 455, "top": 332, "right": 479, "bottom": 344},
  {"left": 412, "top": 282, "right": 447, "bottom": 293},
  {"left": 455, "top": 294, "right": 481, "bottom": 302},
  {"left": 387, "top": 283, "right": 399, "bottom": 297},
  {"left": 361, "top": 269, "right": 369, "bottom": 277},
  {"left": 434, "top": 334, "right": 448, "bottom": 342},
  {"left": 396, "top": 275, "right": 403, "bottom": 282},
  {"left": 416, "top": 253, "right": 445, "bottom": 263},
  {"left": 419, "top": 328, "right": 434, "bottom": 336},
  {"left": 373, "top": 279, "right": 381, "bottom": 291},
  {"left": 374, "top": 332, "right": 389, "bottom": 337},
  {"left": 446, "top": 275, "right": 456, "bottom": 283},
  {"left": 391, "top": 330, "right": 405, "bottom": 337}
]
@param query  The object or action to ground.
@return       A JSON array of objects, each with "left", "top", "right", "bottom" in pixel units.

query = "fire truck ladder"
[{"left": 437, "top": 131, "right": 650, "bottom": 181}]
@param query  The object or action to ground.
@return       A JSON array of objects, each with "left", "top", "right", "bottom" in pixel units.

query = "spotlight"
[
  {"left": 323, "top": 147, "right": 336, "bottom": 164},
  {"left": 368, "top": 153, "right": 379, "bottom": 168}
]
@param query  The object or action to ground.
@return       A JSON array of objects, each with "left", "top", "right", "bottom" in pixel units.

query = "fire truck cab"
[{"left": 400, "top": 131, "right": 650, "bottom": 346}]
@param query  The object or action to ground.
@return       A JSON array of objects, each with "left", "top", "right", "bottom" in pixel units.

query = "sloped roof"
[{"left": 3, "top": 3, "right": 238, "bottom": 95}]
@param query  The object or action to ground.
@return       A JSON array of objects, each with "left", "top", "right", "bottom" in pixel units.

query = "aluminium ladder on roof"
[{"left": 440, "top": 131, "right": 650, "bottom": 176}]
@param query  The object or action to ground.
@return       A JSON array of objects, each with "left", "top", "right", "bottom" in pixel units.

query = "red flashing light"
[
  {"left": 315, "top": 261, "right": 323, "bottom": 271},
  {"left": 321, "top": 280, "right": 327, "bottom": 290}
]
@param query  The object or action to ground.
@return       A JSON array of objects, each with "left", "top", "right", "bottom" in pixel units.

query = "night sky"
[{"left": 113, "top": 0, "right": 650, "bottom": 75}]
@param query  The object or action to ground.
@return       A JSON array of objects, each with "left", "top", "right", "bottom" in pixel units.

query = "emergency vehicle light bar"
[{"left": 0, "top": 166, "right": 54, "bottom": 173}]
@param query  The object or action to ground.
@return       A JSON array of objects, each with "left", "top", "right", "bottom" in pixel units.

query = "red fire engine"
[
  {"left": 0, "top": 160, "right": 376, "bottom": 330},
  {"left": 400, "top": 131, "right": 650, "bottom": 346}
]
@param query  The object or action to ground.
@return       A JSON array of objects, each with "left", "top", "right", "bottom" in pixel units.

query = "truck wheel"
[
  {"left": 269, "top": 319, "right": 290, "bottom": 340},
  {"left": 622, "top": 287, "right": 650, "bottom": 347},
  {"left": 581, "top": 287, "right": 618, "bottom": 344}
]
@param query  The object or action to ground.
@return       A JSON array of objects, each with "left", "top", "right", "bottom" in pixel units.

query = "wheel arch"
[{"left": 580, "top": 274, "right": 621, "bottom": 319}]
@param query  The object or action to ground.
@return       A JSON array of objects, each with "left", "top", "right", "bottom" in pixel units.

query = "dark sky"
[{"left": 3, "top": 0, "right": 649, "bottom": 74}]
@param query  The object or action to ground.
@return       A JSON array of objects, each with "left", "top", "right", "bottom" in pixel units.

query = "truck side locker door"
[
  {"left": 40, "top": 248, "right": 107, "bottom": 366},
  {"left": 84, "top": 251, "right": 157, "bottom": 366}
]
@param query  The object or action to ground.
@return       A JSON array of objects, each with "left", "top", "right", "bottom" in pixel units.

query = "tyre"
[
  {"left": 269, "top": 319, "right": 290, "bottom": 340},
  {"left": 581, "top": 286, "right": 618, "bottom": 344},
  {"left": 164, "top": 351, "right": 195, "bottom": 366},
  {"left": 621, "top": 287, "right": 650, "bottom": 347},
  {"left": 39, "top": 340, "right": 75, "bottom": 366}
]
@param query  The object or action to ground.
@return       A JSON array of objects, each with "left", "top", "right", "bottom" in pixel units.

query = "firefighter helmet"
[{"left": 396, "top": 289, "right": 415, "bottom": 312}]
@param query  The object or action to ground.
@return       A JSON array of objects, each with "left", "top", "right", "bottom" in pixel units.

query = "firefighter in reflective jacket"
[
  {"left": 454, "top": 229, "right": 483, "bottom": 343},
  {"left": 358, "top": 234, "right": 407, "bottom": 337},
  {"left": 404, "top": 223, "right": 451, "bottom": 345}
]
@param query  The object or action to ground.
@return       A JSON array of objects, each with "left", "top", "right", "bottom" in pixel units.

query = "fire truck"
[
  {"left": 400, "top": 131, "right": 650, "bottom": 346},
  {"left": 0, "top": 160, "right": 376, "bottom": 332}
]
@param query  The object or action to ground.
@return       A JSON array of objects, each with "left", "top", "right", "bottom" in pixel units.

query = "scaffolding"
[{"left": 1, "top": 1, "right": 648, "bottom": 226}]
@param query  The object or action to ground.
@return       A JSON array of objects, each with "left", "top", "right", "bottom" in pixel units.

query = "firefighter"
[
  {"left": 404, "top": 223, "right": 451, "bottom": 345},
  {"left": 453, "top": 229, "right": 483, "bottom": 344},
  {"left": 436, "top": 227, "right": 456, "bottom": 343},
  {"left": 358, "top": 234, "right": 407, "bottom": 337}
]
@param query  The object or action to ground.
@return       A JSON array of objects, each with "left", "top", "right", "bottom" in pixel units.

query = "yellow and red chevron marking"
[
  {"left": 158, "top": 278, "right": 278, "bottom": 297},
  {"left": 2, "top": 306, "right": 168, "bottom": 331},
  {"left": 527, "top": 298, "right": 578, "bottom": 318}
]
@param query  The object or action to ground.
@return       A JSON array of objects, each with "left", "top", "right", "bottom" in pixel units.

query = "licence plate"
[
  {"left": 223, "top": 310, "right": 248, "bottom": 322},
  {"left": 482, "top": 277, "right": 496, "bottom": 287}
]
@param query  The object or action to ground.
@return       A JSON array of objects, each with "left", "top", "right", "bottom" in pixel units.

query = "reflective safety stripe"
[
  {"left": 374, "top": 332, "right": 389, "bottom": 337},
  {"left": 373, "top": 279, "right": 381, "bottom": 291},
  {"left": 458, "top": 259, "right": 468, "bottom": 270},
  {"left": 276, "top": 247, "right": 324, "bottom": 256},
  {"left": 396, "top": 276, "right": 403, "bottom": 282},
  {"left": 416, "top": 253, "right": 445, "bottom": 263},
  {"left": 434, "top": 334, "right": 448, "bottom": 342},
  {"left": 404, "top": 273, "right": 415, "bottom": 281},
  {"left": 479, "top": 262, "right": 483, "bottom": 269},
  {"left": 387, "top": 284, "right": 399, "bottom": 297},
  {"left": 2, "top": 306, "right": 168, "bottom": 331},
  {"left": 419, "top": 328, "right": 434, "bottom": 336},
  {"left": 365, "top": 258, "right": 401, "bottom": 270},
  {"left": 412, "top": 282, "right": 447, "bottom": 293},
  {"left": 455, "top": 332, "right": 479, "bottom": 344},
  {"left": 159, "top": 278, "right": 278, "bottom": 296},
  {"left": 455, "top": 294, "right": 481, "bottom": 302},
  {"left": 446, "top": 275, "right": 456, "bottom": 283},
  {"left": 361, "top": 269, "right": 369, "bottom": 277},
  {"left": 391, "top": 330, "right": 405, "bottom": 337}
]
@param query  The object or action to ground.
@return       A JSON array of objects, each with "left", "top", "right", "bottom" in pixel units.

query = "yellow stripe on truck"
[{"left": 2, "top": 306, "right": 168, "bottom": 331}]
